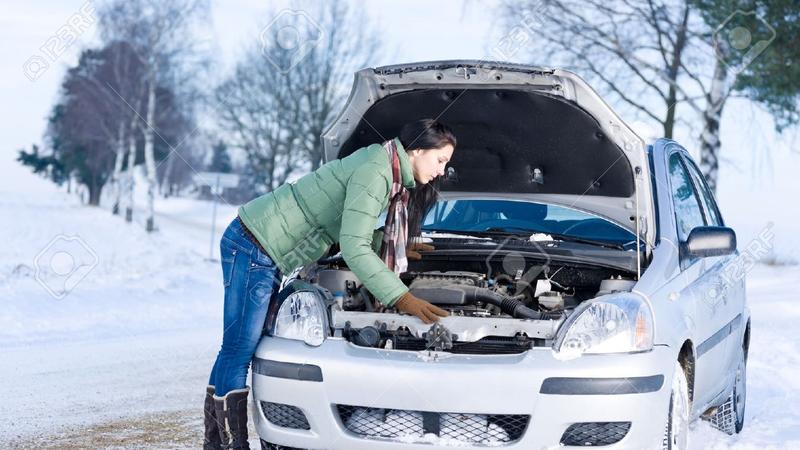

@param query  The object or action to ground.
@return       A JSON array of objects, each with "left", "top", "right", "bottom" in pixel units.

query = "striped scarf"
[{"left": 379, "top": 139, "right": 410, "bottom": 274}]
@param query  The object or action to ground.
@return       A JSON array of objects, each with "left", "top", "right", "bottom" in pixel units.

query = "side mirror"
[{"left": 684, "top": 226, "right": 737, "bottom": 258}]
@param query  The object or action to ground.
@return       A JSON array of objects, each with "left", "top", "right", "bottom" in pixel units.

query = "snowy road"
[
  {"left": 2, "top": 329, "right": 218, "bottom": 448},
  {"left": 2, "top": 153, "right": 799, "bottom": 449}
]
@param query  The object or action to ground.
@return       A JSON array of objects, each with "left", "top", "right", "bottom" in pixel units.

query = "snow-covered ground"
[
  {"left": 2, "top": 148, "right": 799, "bottom": 449},
  {"left": 0, "top": 153, "right": 238, "bottom": 447}
]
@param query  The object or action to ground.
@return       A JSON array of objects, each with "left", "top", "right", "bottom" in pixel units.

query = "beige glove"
[
  {"left": 393, "top": 291, "right": 449, "bottom": 324},
  {"left": 406, "top": 242, "right": 435, "bottom": 261}
]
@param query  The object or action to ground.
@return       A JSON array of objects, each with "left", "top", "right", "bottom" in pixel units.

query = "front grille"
[
  {"left": 336, "top": 404, "right": 529, "bottom": 446},
  {"left": 260, "top": 402, "right": 310, "bottom": 430},
  {"left": 392, "top": 335, "right": 533, "bottom": 354},
  {"left": 560, "top": 422, "right": 631, "bottom": 446},
  {"left": 259, "top": 440, "right": 304, "bottom": 450}
]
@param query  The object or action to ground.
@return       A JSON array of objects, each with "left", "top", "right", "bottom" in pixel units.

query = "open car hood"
[{"left": 322, "top": 60, "right": 655, "bottom": 251}]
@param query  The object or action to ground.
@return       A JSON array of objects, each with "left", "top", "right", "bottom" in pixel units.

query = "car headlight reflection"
[
  {"left": 273, "top": 290, "right": 327, "bottom": 346},
  {"left": 556, "top": 294, "right": 653, "bottom": 355}
]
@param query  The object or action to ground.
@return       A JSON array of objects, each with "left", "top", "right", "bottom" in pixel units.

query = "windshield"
[{"left": 422, "top": 199, "right": 637, "bottom": 246}]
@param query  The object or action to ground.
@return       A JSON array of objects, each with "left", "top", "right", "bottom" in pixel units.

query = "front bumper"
[{"left": 251, "top": 336, "right": 675, "bottom": 449}]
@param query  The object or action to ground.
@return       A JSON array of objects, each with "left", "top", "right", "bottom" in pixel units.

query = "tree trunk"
[
  {"left": 142, "top": 73, "right": 158, "bottom": 232},
  {"left": 663, "top": 6, "right": 690, "bottom": 139},
  {"left": 111, "top": 122, "right": 126, "bottom": 215},
  {"left": 125, "top": 132, "right": 136, "bottom": 223},
  {"left": 160, "top": 151, "right": 176, "bottom": 198},
  {"left": 699, "top": 57, "right": 728, "bottom": 193},
  {"left": 88, "top": 180, "right": 103, "bottom": 206}
]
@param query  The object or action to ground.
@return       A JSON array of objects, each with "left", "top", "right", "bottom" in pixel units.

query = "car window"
[
  {"left": 668, "top": 153, "right": 707, "bottom": 241},
  {"left": 682, "top": 156, "right": 723, "bottom": 226},
  {"left": 422, "top": 199, "right": 636, "bottom": 245}
]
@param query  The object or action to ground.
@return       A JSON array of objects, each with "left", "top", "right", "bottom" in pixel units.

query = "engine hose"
[
  {"left": 452, "top": 286, "right": 543, "bottom": 320},
  {"left": 359, "top": 286, "right": 376, "bottom": 312}
]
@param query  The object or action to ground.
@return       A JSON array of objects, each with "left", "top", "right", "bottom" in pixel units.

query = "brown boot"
[
  {"left": 213, "top": 386, "right": 251, "bottom": 449},
  {"left": 204, "top": 386, "right": 222, "bottom": 449}
]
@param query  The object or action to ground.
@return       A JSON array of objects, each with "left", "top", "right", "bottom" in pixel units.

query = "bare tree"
[
  {"left": 499, "top": 1, "right": 705, "bottom": 137},
  {"left": 98, "top": 0, "right": 209, "bottom": 230},
  {"left": 213, "top": 1, "right": 382, "bottom": 194},
  {"left": 497, "top": 0, "right": 778, "bottom": 191},
  {"left": 49, "top": 43, "right": 152, "bottom": 206},
  {"left": 68, "top": 40, "right": 148, "bottom": 216},
  {"left": 291, "top": 1, "right": 380, "bottom": 170},
  {"left": 39, "top": 50, "right": 121, "bottom": 206},
  {"left": 214, "top": 47, "right": 305, "bottom": 194}
]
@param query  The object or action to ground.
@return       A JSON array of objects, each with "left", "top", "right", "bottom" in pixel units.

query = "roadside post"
[{"left": 194, "top": 172, "right": 239, "bottom": 261}]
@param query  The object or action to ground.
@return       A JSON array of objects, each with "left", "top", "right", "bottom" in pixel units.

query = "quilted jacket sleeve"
[
  {"left": 371, "top": 228, "right": 384, "bottom": 254},
  {"left": 339, "top": 162, "right": 408, "bottom": 307}
]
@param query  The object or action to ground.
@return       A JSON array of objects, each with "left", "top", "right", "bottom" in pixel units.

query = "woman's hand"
[
  {"left": 406, "top": 242, "right": 435, "bottom": 261},
  {"left": 393, "top": 292, "right": 449, "bottom": 324}
]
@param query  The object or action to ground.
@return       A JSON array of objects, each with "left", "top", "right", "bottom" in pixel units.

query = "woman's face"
[{"left": 407, "top": 144, "right": 454, "bottom": 185}]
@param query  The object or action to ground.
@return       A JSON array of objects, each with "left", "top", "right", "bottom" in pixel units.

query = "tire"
[
  {"left": 707, "top": 348, "right": 747, "bottom": 434},
  {"left": 662, "top": 360, "right": 690, "bottom": 450}
]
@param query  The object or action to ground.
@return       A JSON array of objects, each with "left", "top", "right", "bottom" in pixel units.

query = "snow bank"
[{"left": 0, "top": 149, "right": 232, "bottom": 346}]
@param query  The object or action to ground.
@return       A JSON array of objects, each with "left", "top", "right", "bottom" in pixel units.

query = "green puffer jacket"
[{"left": 237, "top": 138, "right": 416, "bottom": 306}]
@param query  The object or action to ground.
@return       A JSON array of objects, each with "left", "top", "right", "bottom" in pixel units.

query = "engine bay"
[{"left": 303, "top": 252, "right": 637, "bottom": 354}]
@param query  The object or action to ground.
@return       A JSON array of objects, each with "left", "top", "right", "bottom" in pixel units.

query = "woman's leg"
[
  {"left": 208, "top": 354, "right": 220, "bottom": 385},
  {"left": 205, "top": 218, "right": 243, "bottom": 449},
  {"left": 214, "top": 263, "right": 280, "bottom": 394},
  {"left": 208, "top": 218, "right": 282, "bottom": 448},
  {"left": 211, "top": 218, "right": 282, "bottom": 396},
  {"left": 208, "top": 219, "right": 241, "bottom": 388}
]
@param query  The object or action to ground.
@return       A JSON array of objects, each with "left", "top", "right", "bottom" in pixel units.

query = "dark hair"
[
  {"left": 399, "top": 119, "right": 457, "bottom": 152},
  {"left": 399, "top": 119, "right": 457, "bottom": 241}
]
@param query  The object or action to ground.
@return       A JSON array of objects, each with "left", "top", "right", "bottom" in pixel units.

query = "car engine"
[{"left": 303, "top": 259, "right": 636, "bottom": 354}]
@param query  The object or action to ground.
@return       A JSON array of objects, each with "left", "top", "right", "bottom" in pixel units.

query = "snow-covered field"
[
  {"left": 0, "top": 154, "right": 238, "bottom": 447},
  {"left": 2, "top": 148, "right": 799, "bottom": 449}
]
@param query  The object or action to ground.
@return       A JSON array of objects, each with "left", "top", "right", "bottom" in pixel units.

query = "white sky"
[{"left": 1, "top": 0, "right": 797, "bottom": 253}]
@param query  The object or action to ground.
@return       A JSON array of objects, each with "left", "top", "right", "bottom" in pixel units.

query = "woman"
[{"left": 204, "top": 119, "right": 457, "bottom": 449}]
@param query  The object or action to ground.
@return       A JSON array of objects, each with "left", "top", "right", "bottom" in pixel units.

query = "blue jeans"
[{"left": 209, "top": 217, "right": 282, "bottom": 396}]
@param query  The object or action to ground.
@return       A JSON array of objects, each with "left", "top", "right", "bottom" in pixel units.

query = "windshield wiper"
[
  {"left": 425, "top": 226, "right": 631, "bottom": 251},
  {"left": 483, "top": 227, "right": 627, "bottom": 250},
  {"left": 421, "top": 228, "right": 496, "bottom": 238}
]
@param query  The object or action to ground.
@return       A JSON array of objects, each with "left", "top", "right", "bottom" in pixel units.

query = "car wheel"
[
  {"left": 707, "top": 348, "right": 747, "bottom": 434},
  {"left": 662, "top": 360, "right": 690, "bottom": 450},
  {"left": 260, "top": 439, "right": 305, "bottom": 450}
]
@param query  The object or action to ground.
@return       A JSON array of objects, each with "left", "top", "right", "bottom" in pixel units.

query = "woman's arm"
[{"left": 339, "top": 162, "right": 408, "bottom": 307}]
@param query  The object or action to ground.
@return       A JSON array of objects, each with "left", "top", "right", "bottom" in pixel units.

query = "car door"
[
  {"left": 665, "top": 149, "right": 731, "bottom": 403},
  {"left": 681, "top": 155, "right": 744, "bottom": 376}
]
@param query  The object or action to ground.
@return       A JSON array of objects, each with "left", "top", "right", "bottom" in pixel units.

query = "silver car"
[{"left": 251, "top": 61, "right": 749, "bottom": 450}]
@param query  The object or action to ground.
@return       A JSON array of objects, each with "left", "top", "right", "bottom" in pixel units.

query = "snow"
[
  {"left": 0, "top": 150, "right": 233, "bottom": 446},
  {"left": 2, "top": 147, "right": 800, "bottom": 449},
  {"left": 530, "top": 233, "right": 553, "bottom": 242},
  {"left": 693, "top": 263, "right": 800, "bottom": 450},
  {"left": 0, "top": 168, "right": 233, "bottom": 346}
]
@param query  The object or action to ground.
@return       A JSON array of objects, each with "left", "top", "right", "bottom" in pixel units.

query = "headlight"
[
  {"left": 273, "top": 290, "right": 328, "bottom": 346},
  {"left": 555, "top": 294, "right": 653, "bottom": 355}
]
